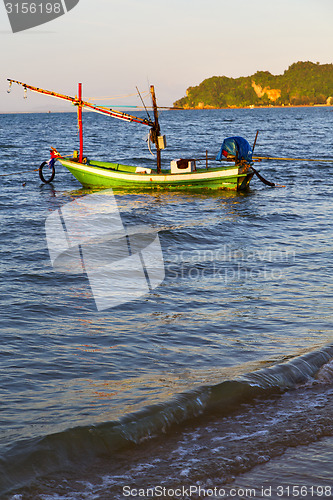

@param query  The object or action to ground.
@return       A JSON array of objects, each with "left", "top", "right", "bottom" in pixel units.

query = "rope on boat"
[{"left": 0, "top": 168, "right": 39, "bottom": 177}]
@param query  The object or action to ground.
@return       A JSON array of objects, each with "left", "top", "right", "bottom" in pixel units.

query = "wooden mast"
[
  {"left": 78, "top": 83, "right": 83, "bottom": 163},
  {"left": 150, "top": 85, "right": 161, "bottom": 174}
]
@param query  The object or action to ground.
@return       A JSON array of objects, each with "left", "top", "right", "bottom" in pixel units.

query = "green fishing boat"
[
  {"left": 55, "top": 158, "right": 253, "bottom": 191},
  {"left": 7, "top": 79, "right": 255, "bottom": 191}
]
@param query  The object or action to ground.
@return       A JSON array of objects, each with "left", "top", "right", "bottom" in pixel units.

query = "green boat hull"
[{"left": 57, "top": 158, "right": 254, "bottom": 191}]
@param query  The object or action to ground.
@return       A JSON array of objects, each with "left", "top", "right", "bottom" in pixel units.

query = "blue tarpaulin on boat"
[{"left": 216, "top": 136, "right": 253, "bottom": 163}]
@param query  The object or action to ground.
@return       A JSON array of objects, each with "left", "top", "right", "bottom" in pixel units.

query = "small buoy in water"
[{"left": 22, "top": 182, "right": 26, "bottom": 187}]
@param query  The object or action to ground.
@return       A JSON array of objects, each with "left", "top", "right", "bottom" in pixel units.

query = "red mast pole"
[{"left": 78, "top": 83, "right": 83, "bottom": 163}]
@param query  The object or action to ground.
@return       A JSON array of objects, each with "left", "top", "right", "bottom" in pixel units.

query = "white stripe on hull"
[{"left": 59, "top": 160, "right": 240, "bottom": 183}]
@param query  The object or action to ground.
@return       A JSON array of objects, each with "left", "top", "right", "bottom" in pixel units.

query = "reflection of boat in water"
[{"left": 7, "top": 79, "right": 258, "bottom": 191}]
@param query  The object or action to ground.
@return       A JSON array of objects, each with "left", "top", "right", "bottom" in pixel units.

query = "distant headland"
[{"left": 173, "top": 61, "right": 333, "bottom": 109}]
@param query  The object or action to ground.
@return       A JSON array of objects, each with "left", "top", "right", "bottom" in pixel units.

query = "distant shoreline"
[
  {"left": 172, "top": 103, "right": 333, "bottom": 110},
  {"left": 1, "top": 103, "right": 332, "bottom": 115}
]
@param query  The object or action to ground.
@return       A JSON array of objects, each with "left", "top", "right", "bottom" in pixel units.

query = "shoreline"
[
  {"left": 1, "top": 104, "right": 333, "bottom": 115},
  {"left": 173, "top": 103, "right": 333, "bottom": 110}
]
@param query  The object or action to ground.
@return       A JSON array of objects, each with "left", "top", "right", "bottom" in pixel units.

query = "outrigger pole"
[
  {"left": 7, "top": 79, "right": 165, "bottom": 168},
  {"left": 7, "top": 79, "right": 154, "bottom": 127}
]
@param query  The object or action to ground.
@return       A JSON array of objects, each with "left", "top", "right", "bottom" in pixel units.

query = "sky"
[{"left": 1, "top": 0, "right": 332, "bottom": 112}]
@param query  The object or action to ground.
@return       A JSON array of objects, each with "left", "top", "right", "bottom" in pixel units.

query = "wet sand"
[{"left": 226, "top": 436, "right": 333, "bottom": 499}]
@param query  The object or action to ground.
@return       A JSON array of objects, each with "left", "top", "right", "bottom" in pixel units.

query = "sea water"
[{"left": 0, "top": 106, "right": 333, "bottom": 499}]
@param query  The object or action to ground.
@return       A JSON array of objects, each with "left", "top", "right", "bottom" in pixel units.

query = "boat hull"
[{"left": 57, "top": 158, "right": 254, "bottom": 191}]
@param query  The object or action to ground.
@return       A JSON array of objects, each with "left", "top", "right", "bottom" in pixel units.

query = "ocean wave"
[{"left": 1, "top": 343, "right": 333, "bottom": 497}]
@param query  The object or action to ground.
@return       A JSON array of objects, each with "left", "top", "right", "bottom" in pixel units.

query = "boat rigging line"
[{"left": 136, "top": 86, "right": 152, "bottom": 123}]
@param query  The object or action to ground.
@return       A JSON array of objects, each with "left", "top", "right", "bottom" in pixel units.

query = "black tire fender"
[{"left": 39, "top": 161, "right": 55, "bottom": 183}]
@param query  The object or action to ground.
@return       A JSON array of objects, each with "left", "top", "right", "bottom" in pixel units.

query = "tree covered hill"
[{"left": 174, "top": 62, "right": 333, "bottom": 109}]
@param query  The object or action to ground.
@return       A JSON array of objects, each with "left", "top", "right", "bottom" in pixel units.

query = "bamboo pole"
[{"left": 253, "top": 155, "right": 333, "bottom": 163}]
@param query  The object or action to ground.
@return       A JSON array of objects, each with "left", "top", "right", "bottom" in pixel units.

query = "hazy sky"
[{"left": 1, "top": 0, "right": 332, "bottom": 112}]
